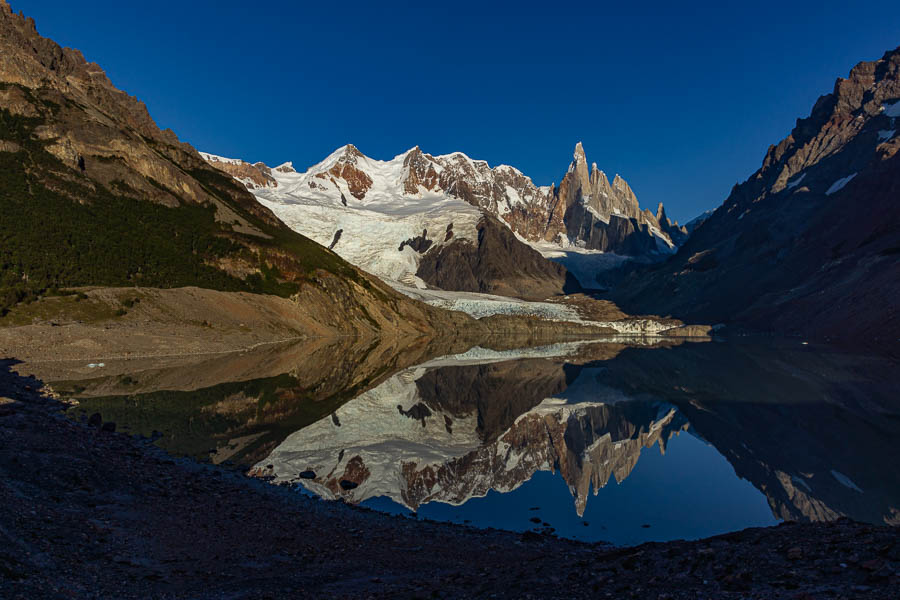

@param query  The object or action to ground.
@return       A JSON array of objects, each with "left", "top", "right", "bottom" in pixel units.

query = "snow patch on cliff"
[
  {"left": 883, "top": 100, "right": 900, "bottom": 118},
  {"left": 826, "top": 173, "right": 857, "bottom": 195}
]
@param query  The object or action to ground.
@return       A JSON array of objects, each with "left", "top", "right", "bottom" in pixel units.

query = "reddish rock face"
[
  {"left": 203, "top": 155, "right": 277, "bottom": 190},
  {"left": 403, "top": 147, "right": 441, "bottom": 194},
  {"left": 397, "top": 144, "right": 685, "bottom": 254},
  {"left": 326, "top": 146, "right": 373, "bottom": 200}
]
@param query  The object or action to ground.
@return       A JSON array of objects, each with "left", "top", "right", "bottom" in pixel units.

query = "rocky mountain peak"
[
  {"left": 565, "top": 142, "right": 593, "bottom": 204},
  {"left": 759, "top": 46, "right": 900, "bottom": 195},
  {"left": 199, "top": 153, "right": 278, "bottom": 190},
  {"left": 336, "top": 143, "right": 364, "bottom": 163},
  {"left": 656, "top": 202, "right": 667, "bottom": 224},
  {"left": 402, "top": 146, "right": 441, "bottom": 194},
  {"left": 0, "top": 3, "right": 295, "bottom": 234},
  {"left": 573, "top": 141, "right": 587, "bottom": 163},
  {"left": 313, "top": 144, "right": 373, "bottom": 199}
]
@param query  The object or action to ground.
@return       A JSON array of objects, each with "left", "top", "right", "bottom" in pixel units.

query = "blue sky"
[{"left": 20, "top": 1, "right": 900, "bottom": 223}]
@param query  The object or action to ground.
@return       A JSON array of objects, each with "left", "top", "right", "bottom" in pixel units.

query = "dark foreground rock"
[
  {"left": 417, "top": 216, "right": 580, "bottom": 300},
  {"left": 1, "top": 362, "right": 898, "bottom": 599}
]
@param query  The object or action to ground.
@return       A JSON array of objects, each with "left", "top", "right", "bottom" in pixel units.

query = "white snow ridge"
[{"left": 244, "top": 147, "right": 484, "bottom": 288}]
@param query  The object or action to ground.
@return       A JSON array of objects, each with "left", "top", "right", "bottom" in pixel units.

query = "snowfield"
[
  {"left": 525, "top": 240, "right": 632, "bottom": 290},
  {"left": 392, "top": 283, "right": 681, "bottom": 334},
  {"left": 417, "top": 340, "right": 606, "bottom": 367},
  {"left": 198, "top": 152, "right": 244, "bottom": 166},
  {"left": 786, "top": 173, "right": 806, "bottom": 190},
  {"left": 247, "top": 146, "right": 485, "bottom": 287}
]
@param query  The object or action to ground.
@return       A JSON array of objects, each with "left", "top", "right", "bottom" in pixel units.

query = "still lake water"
[{"left": 58, "top": 337, "right": 900, "bottom": 546}]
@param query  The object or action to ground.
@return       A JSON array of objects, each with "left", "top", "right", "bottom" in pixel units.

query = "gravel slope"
[{"left": 1, "top": 363, "right": 898, "bottom": 599}]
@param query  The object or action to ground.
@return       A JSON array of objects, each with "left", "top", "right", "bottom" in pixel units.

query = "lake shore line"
[{"left": 1, "top": 362, "right": 898, "bottom": 599}]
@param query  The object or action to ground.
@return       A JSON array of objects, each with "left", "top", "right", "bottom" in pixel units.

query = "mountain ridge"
[
  {"left": 201, "top": 142, "right": 688, "bottom": 296},
  {"left": 611, "top": 45, "right": 900, "bottom": 344},
  {"left": 203, "top": 142, "right": 686, "bottom": 252}
]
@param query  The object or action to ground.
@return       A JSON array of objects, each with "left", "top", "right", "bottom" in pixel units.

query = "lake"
[{"left": 58, "top": 336, "right": 900, "bottom": 546}]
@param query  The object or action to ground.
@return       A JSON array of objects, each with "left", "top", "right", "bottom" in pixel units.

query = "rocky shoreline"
[{"left": 1, "top": 361, "right": 898, "bottom": 599}]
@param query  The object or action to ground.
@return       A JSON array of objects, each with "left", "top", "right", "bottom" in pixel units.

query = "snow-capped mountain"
[
  {"left": 252, "top": 353, "right": 688, "bottom": 516},
  {"left": 201, "top": 143, "right": 687, "bottom": 295},
  {"left": 203, "top": 146, "right": 573, "bottom": 299}
]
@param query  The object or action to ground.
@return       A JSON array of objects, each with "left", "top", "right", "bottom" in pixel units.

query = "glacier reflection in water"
[
  {"left": 61, "top": 337, "right": 900, "bottom": 546},
  {"left": 253, "top": 340, "right": 900, "bottom": 545}
]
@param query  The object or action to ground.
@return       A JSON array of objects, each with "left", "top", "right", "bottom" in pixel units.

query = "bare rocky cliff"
[
  {"left": 612, "top": 46, "right": 900, "bottom": 344},
  {"left": 415, "top": 216, "right": 579, "bottom": 299},
  {"left": 398, "top": 143, "right": 688, "bottom": 254}
]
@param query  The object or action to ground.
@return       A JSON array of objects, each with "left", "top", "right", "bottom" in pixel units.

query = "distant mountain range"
[
  {"left": 250, "top": 340, "right": 900, "bottom": 524},
  {"left": 201, "top": 143, "right": 687, "bottom": 297}
]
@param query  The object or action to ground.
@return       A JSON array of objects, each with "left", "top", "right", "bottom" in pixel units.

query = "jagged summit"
[
  {"left": 203, "top": 142, "right": 687, "bottom": 257},
  {"left": 573, "top": 141, "right": 587, "bottom": 161},
  {"left": 256, "top": 358, "right": 689, "bottom": 516}
]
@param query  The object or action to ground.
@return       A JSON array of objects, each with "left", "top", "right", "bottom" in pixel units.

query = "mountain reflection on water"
[{"left": 58, "top": 337, "right": 900, "bottom": 545}]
